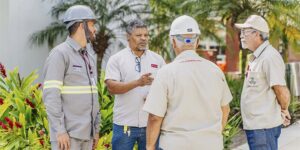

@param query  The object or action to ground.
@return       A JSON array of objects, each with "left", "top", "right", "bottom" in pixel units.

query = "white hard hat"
[
  {"left": 235, "top": 15, "right": 269, "bottom": 33},
  {"left": 169, "top": 15, "right": 201, "bottom": 36},
  {"left": 63, "top": 5, "right": 97, "bottom": 28}
]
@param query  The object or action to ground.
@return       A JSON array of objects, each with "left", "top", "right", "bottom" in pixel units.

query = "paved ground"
[{"left": 233, "top": 120, "right": 300, "bottom": 150}]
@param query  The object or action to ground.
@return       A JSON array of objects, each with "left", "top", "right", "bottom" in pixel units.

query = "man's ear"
[
  {"left": 127, "top": 34, "right": 130, "bottom": 42},
  {"left": 196, "top": 38, "right": 200, "bottom": 48},
  {"left": 172, "top": 37, "right": 177, "bottom": 49}
]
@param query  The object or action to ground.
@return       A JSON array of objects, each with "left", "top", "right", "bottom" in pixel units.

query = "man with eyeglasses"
[
  {"left": 235, "top": 15, "right": 291, "bottom": 150},
  {"left": 105, "top": 19, "right": 165, "bottom": 150},
  {"left": 143, "top": 15, "right": 232, "bottom": 150}
]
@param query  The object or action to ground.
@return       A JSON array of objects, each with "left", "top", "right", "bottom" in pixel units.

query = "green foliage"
[
  {"left": 223, "top": 76, "right": 243, "bottom": 149},
  {"left": 0, "top": 68, "right": 50, "bottom": 149},
  {"left": 98, "top": 72, "right": 114, "bottom": 136}
]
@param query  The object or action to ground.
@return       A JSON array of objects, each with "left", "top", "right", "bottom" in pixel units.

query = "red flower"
[
  {"left": 39, "top": 139, "right": 44, "bottom": 146},
  {"left": 15, "top": 122, "right": 22, "bottom": 128},
  {"left": 37, "top": 83, "right": 42, "bottom": 89},
  {"left": 25, "top": 98, "right": 35, "bottom": 109},
  {"left": 104, "top": 144, "right": 110, "bottom": 148},
  {"left": 1, "top": 123, "right": 8, "bottom": 130},
  {"left": 0, "top": 98, "right": 3, "bottom": 105},
  {"left": 4, "top": 117, "right": 13, "bottom": 128},
  {"left": 4, "top": 117, "right": 12, "bottom": 123},
  {"left": 38, "top": 130, "right": 45, "bottom": 136},
  {"left": 0, "top": 63, "right": 6, "bottom": 78}
]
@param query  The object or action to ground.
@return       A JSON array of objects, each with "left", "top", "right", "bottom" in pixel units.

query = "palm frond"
[{"left": 30, "top": 22, "right": 67, "bottom": 48}]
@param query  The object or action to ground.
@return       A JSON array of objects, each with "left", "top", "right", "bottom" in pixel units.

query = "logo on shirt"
[
  {"left": 72, "top": 65, "right": 82, "bottom": 72},
  {"left": 151, "top": 64, "right": 158, "bottom": 68},
  {"left": 248, "top": 77, "right": 257, "bottom": 87}
]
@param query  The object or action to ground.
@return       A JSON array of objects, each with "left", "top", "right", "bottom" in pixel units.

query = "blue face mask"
[{"left": 175, "top": 34, "right": 198, "bottom": 43}]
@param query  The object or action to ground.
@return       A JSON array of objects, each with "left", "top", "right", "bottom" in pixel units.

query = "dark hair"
[
  {"left": 68, "top": 22, "right": 81, "bottom": 35},
  {"left": 126, "top": 19, "right": 147, "bottom": 34}
]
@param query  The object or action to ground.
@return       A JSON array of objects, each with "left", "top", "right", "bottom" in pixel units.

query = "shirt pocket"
[{"left": 246, "top": 71, "right": 265, "bottom": 88}]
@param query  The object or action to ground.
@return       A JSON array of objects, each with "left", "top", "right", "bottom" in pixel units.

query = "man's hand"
[
  {"left": 137, "top": 73, "right": 154, "bottom": 86},
  {"left": 57, "top": 133, "right": 70, "bottom": 150},
  {"left": 92, "top": 134, "right": 100, "bottom": 150},
  {"left": 281, "top": 109, "right": 291, "bottom": 127}
]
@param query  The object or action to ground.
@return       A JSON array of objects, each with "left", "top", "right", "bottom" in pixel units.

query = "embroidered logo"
[{"left": 151, "top": 64, "right": 158, "bottom": 68}]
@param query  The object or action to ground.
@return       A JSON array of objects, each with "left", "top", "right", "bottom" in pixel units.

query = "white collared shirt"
[
  {"left": 143, "top": 50, "right": 232, "bottom": 150},
  {"left": 241, "top": 41, "right": 286, "bottom": 130},
  {"left": 105, "top": 47, "right": 165, "bottom": 127}
]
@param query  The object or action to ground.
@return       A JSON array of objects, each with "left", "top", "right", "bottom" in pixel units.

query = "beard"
[
  {"left": 137, "top": 44, "right": 147, "bottom": 51},
  {"left": 89, "top": 31, "right": 96, "bottom": 42}
]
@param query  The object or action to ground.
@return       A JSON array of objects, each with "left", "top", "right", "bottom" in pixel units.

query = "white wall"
[{"left": 0, "top": 0, "right": 56, "bottom": 82}]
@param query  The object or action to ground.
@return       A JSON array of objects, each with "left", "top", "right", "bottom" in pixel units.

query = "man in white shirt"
[
  {"left": 105, "top": 19, "right": 165, "bottom": 150},
  {"left": 235, "top": 15, "right": 291, "bottom": 150},
  {"left": 143, "top": 15, "right": 232, "bottom": 150}
]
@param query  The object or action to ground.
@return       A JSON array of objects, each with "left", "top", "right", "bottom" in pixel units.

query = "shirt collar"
[
  {"left": 253, "top": 40, "right": 270, "bottom": 58},
  {"left": 128, "top": 47, "right": 148, "bottom": 58},
  {"left": 66, "top": 36, "right": 83, "bottom": 52},
  {"left": 174, "top": 50, "right": 201, "bottom": 62}
]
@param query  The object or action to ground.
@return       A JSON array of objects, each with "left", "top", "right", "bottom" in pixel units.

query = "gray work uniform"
[{"left": 42, "top": 37, "right": 100, "bottom": 144}]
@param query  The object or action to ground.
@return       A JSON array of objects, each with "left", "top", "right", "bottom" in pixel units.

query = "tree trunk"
[
  {"left": 225, "top": 17, "right": 240, "bottom": 73},
  {"left": 93, "top": 30, "right": 110, "bottom": 77}
]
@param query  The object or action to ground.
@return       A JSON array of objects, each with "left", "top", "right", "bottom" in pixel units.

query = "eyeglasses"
[
  {"left": 241, "top": 29, "right": 256, "bottom": 36},
  {"left": 135, "top": 57, "right": 141, "bottom": 73}
]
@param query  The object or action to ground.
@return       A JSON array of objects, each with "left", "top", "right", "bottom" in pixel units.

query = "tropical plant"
[
  {"left": 0, "top": 63, "right": 117, "bottom": 149},
  {"left": 209, "top": 0, "right": 300, "bottom": 72},
  {"left": 0, "top": 64, "right": 50, "bottom": 149},
  {"left": 31, "top": 0, "right": 147, "bottom": 71},
  {"left": 148, "top": 0, "right": 221, "bottom": 61},
  {"left": 223, "top": 76, "right": 243, "bottom": 149},
  {"left": 98, "top": 72, "right": 114, "bottom": 136}
]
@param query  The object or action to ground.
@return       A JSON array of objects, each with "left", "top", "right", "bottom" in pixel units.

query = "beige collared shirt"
[
  {"left": 143, "top": 50, "right": 232, "bottom": 150},
  {"left": 241, "top": 41, "right": 286, "bottom": 130},
  {"left": 105, "top": 47, "right": 165, "bottom": 127}
]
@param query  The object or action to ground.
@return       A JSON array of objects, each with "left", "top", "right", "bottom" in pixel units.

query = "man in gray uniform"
[{"left": 43, "top": 5, "right": 100, "bottom": 150}]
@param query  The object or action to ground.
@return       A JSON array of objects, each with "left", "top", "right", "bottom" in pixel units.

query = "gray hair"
[
  {"left": 258, "top": 31, "right": 269, "bottom": 41},
  {"left": 126, "top": 19, "right": 147, "bottom": 34}
]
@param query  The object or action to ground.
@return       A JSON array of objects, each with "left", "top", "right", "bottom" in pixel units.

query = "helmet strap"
[{"left": 83, "top": 21, "right": 92, "bottom": 44}]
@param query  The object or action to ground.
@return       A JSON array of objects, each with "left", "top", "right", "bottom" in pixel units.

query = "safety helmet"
[
  {"left": 169, "top": 15, "right": 201, "bottom": 36},
  {"left": 63, "top": 5, "right": 97, "bottom": 29}
]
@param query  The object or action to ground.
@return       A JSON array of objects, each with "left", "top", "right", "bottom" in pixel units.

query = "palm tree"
[
  {"left": 266, "top": 1, "right": 300, "bottom": 61},
  {"left": 148, "top": 0, "right": 221, "bottom": 62},
  {"left": 209, "top": 0, "right": 300, "bottom": 73},
  {"left": 31, "top": 0, "right": 147, "bottom": 72}
]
